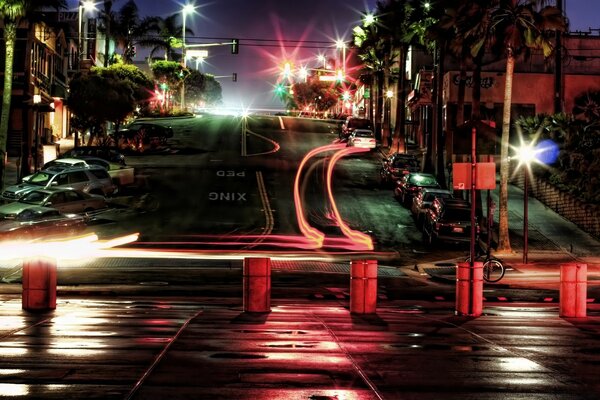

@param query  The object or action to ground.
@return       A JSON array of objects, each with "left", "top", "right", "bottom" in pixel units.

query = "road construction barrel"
[
  {"left": 455, "top": 262, "right": 483, "bottom": 317},
  {"left": 22, "top": 257, "right": 57, "bottom": 311},
  {"left": 350, "top": 260, "right": 378, "bottom": 314},
  {"left": 560, "top": 263, "right": 587, "bottom": 318},
  {"left": 243, "top": 257, "right": 271, "bottom": 313}
]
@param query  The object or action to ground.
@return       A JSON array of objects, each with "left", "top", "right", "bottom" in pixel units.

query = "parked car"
[
  {"left": 0, "top": 206, "right": 86, "bottom": 241},
  {"left": 411, "top": 188, "right": 454, "bottom": 228},
  {"left": 347, "top": 129, "right": 377, "bottom": 149},
  {"left": 380, "top": 153, "right": 421, "bottom": 186},
  {"left": 44, "top": 157, "right": 135, "bottom": 187},
  {"left": 422, "top": 198, "right": 478, "bottom": 245},
  {"left": 340, "top": 117, "right": 373, "bottom": 140},
  {"left": 394, "top": 172, "right": 441, "bottom": 204},
  {"left": 60, "top": 146, "right": 126, "bottom": 165},
  {"left": 115, "top": 123, "right": 174, "bottom": 146},
  {"left": 0, "top": 188, "right": 107, "bottom": 215},
  {"left": 1, "top": 165, "right": 117, "bottom": 202}
]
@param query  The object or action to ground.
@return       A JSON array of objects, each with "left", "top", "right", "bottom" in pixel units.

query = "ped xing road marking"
[
  {"left": 208, "top": 192, "right": 247, "bottom": 201},
  {"left": 217, "top": 170, "right": 246, "bottom": 177}
]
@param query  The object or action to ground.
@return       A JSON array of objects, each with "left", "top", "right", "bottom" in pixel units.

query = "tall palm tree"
[
  {"left": 376, "top": 0, "right": 412, "bottom": 154},
  {"left": 353, "top": 13, "right": 391, "bottom": 144},
  {"left": 142, "top": 13, "right": 193, "bottom": 62},
  {"left": 489, "top": 0, "right": 566, "bottom": 252},
  {"left": 108, "top": 0, "right": 158, "bottom": 63},
  {"left": 0, "top": 0, "right": 66, "bottom": 188}
]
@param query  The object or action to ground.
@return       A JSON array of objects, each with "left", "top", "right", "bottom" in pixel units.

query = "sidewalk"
[
  {"left": 3, "top": 137, "right": 75, "bottom": 188},
  {"left": 0, "top": 290, "right": 599, "bottom": 400}
]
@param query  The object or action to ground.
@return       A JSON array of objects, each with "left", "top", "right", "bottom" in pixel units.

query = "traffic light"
[
  {"left": 232, "top": 73, "right": 237, "bottom": 82},
  {"left": 231, "top": 38, "right": 239, "bottom": 54}
]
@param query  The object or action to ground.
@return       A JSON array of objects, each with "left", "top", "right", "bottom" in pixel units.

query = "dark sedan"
[
  {"left": 422, "top": 198, "right": 478, "bottom": 245},
  {"left": 394, "top": 172, "right": 441, "bottom": 205},
  {"left": 380, "top": 153, "right": 421, "bottom": 186},
  {"left": 0, "top": 206, "right": 86, "bottom": 241},
  {"left": 115, "top": 123, "right": 174, "bottom": 146}
]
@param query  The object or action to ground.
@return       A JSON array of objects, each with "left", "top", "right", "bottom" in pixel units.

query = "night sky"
[{"left": 69, "top": 0, "right": 599, "bottom": 110}]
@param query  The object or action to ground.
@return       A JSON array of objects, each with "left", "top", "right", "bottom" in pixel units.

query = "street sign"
[
  {"left": 452, "top": 162, "right": 496, "bottom": 190},
  {"left": 187, "top": 49, "right": 208, "bottom": 58}
]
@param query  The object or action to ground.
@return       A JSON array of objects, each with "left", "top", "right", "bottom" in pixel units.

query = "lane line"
[{"left": 278, "top": 116, "right": 286, "bottom": 130}]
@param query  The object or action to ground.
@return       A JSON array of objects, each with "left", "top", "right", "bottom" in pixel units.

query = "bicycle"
[{"left": 465, "top": 250, "right": 506, "bottom": 283}]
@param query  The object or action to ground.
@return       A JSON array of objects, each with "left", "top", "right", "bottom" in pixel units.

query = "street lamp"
[
  {"left": 78, "top": 1, "right": 96, "bottom": 68},
  {"left": 317, "top": 54, "right": 327, "bottom": 69},
  {"left": 335, "top": 39, "right": 347, "bottom": 75},
  {"left": 181, "top": 3, "right": 195, "bottom": 111},
  {"left": 515, "top": 143, "right": 538, "bottom": 264}
]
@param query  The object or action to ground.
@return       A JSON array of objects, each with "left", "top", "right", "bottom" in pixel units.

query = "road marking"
[{"left": 278, "top": 116, "right": 286, "bottom": 130}]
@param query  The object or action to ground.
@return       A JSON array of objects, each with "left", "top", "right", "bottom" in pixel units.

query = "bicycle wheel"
[{"left": 483, "top": 259, "right": 505, "bottom": 283}]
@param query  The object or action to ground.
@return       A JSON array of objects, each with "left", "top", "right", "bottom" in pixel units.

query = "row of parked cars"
[
  {"left": 337, "top": 117, "right": 377, "bottom": 149},
  {"left": 0, "top": 146, "right": 136, "bottom": 241},
  {"left": 381, "top": 152, "right": 478, "bottom": 245}
]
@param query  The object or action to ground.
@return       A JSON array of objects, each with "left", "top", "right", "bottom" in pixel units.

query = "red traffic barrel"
[
  {"left": 243, "top": 257, "right": 271, "bottom": 313},
  {"left": 350, "top": 260, "right": 378, "bottom": 314},
  {"left": 22, "top": 257, "right": 57, "bottom": 311},
  {"left": 455, "top": 262, "right": 483, "bottom": 317},
  {"left": 560, "top": 263, "right": 587, "bottom": 318}
]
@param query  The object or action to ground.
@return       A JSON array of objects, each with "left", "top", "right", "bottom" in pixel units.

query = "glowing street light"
[
  {"left": 78, "top": 1, "right": 96, "bottom": 68},
  {"left": 298, "top": 66, "right": 308, "bottom": 82},
  {"left": 181, "top": 3, "right": 196, "bottom": 111},
  {"left": 363, "top": 13, "right": 376, "bottom": 27},
  {"left": 317, "top": 54, "right": 327, "bottom": 69},
  {"left": 515, "top": 142, "right": 539, "bottom": 264},
  {"left": 282, "top": 61, "right": 292, "bottom": 78},
  {"left": 335, "top": 39, "right": 347, "bottom": 74}
]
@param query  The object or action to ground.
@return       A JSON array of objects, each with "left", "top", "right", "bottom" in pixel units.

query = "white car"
[
  {"left": 42, "top": 158, "right": 135, "bottom": 186},
  {"left": 347, "top": 129, "right": 376, "bottom": 149}
]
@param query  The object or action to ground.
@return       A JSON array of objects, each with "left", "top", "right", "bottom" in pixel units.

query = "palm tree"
[
  {"left": 142, "top": 13, "right": 193, "bottom": 62},
  {"left": 353, "top": 12, "right": 394, "bottom": 145},
  {"left": 108, "top": 0, "right": 158, "bottom": 63},
  {"left": 376, "top": 0, "right": 412, "bottom": 154},
  {"left": 0, "top": 0, "right": 66, "bottom": 188},
  {"left": 489, "top": 0, "right": 566, "bottom": 252}
]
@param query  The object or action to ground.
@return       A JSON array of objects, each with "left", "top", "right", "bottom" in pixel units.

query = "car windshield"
[
  {"left": 25, "top": 171, "right": 56, "bottom": 186},
  {"left": 19, "top": 191, "right": 48, "bottom": 205},
  {"left": 409, "top": 175, "right": 438, "bottom": 186},
  {"left": 443, "top": 207, "right": 472, "bottom": 221},
  {"left": 349, "top": 119, "right": 372, "bottom": 129},
  {"left": 393, "top": 159, "right": 419, "bottom": 168},
  {"left": 354, "top": 131, "right": 373, "bottom": 138},
  {"left": 424, "top": 192, "right": 451, "bottom": 202}
]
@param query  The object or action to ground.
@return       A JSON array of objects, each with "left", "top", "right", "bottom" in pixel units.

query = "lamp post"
[
  {"left": 78, "top": 1, "right": 96, "bottom": 68},
  {"left": 181, "top": 3, "right": 195, "bottom": 111},
  {"left": 516, "top": 143, "right": 538, "bottom": 264},
  {"left": 335, "top": 39, "right": 346, "bottom": 75}
]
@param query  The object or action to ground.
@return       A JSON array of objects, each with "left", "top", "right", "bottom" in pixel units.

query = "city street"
[{"left": 2, "top": 114, "right": 600, "bottom": 399}]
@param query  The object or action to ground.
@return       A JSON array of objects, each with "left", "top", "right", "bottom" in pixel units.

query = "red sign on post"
[{"left": 452, "top": 162, "right": 496, "bottom": 190}]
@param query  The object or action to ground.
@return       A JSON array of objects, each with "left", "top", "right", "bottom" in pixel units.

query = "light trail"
[
  {"left": 0, "top": 233, "right": 139, "bottom": 262},
  {"left": 293, "top": 143, "right": 346, "bottom": 247},
  {"left": 325, "top": 147, "right": 374, "bottom": 250}
]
